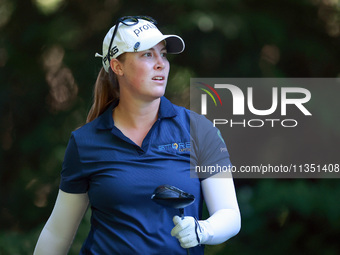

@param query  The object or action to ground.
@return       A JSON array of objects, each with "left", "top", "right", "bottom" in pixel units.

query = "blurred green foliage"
[{"left": 0, "top": 0, "right": 340, "bottom": 254}]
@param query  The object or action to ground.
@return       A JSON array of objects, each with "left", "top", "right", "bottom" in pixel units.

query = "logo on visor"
[
  {"left": 133, "top": 23, "right": 157, "bottom": 37},
  {"left": 103, "top": 46, "right": 119, "bottom": 64},
  {"left": 134, "top": 42, "right": 141, "bottom": 52}
]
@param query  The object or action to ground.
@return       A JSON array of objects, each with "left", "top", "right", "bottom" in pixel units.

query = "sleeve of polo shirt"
[
  {"left": 59, "top": 133, "right": 89, "bottom": 193},
  {"left": 192, "top": 113, "right": 232, "bottom": 179}
]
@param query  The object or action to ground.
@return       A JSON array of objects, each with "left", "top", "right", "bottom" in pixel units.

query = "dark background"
[{"left": 1, "top": 0, "right": 340, "bottom": 254}]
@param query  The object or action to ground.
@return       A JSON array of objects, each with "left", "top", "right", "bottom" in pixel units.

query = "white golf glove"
[{"left": 171, "top": 215, "right": 211, "bottom": 248}]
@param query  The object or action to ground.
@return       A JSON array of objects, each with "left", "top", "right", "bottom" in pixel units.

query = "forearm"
[
  {"left": 34, "top": 224, "right": 73, "bottom": 255},
  {"left": 199, "top": 208, "right": 241, "bottom": 245},
  {"left": 33, "top": 190, "right": 89, "bottom": 255}
]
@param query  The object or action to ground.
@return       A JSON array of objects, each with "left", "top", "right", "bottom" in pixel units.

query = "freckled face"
[{"left": 117, "top": 41, "right": 170, "bottom": 101}]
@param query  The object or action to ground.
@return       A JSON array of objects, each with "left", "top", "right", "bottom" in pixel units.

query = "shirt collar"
[
  {"left": 96, "top": 97, "right": 177, "bottom": 130},
  {"left": 158, "top": 96, "right": 178, "bottom": 119}
]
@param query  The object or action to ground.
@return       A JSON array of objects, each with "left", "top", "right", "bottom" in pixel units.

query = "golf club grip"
[{"left": 179, "top": 208, "right": 184, "bottom": 219}]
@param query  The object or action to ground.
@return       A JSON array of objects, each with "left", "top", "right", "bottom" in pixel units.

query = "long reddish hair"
[{"left": 86, "top": 67, "right": 119, "bottom": 123}]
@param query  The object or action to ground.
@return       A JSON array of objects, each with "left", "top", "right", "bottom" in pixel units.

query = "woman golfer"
[{"left": 34, "top": 16, "right": 240, "bottom": 255}]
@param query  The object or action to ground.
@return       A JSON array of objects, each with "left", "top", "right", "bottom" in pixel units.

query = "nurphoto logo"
[
  {"left": 190, "top": 78, "right": 340, "bottom": 179},
  {"left": 193, "top": 79, "right": 312, "bottom": 128}
]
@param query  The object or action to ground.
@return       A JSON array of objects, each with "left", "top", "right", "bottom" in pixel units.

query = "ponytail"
[{"left": 86, "top": 67, "right": 119, "bottom": 123}]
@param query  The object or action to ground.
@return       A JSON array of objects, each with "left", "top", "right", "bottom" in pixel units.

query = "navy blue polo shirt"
[{"left": 60, "top": 97, "right": 231, "bottom": 255}]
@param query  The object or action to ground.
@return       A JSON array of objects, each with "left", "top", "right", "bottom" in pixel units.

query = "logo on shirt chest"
[{"left": 158, "top": 142, "right": 191, "bottom": 153}]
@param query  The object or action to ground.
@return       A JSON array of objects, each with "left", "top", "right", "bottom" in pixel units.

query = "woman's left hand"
[{"left": 170, "top": 215, "right": 203, "bottom": 248}]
